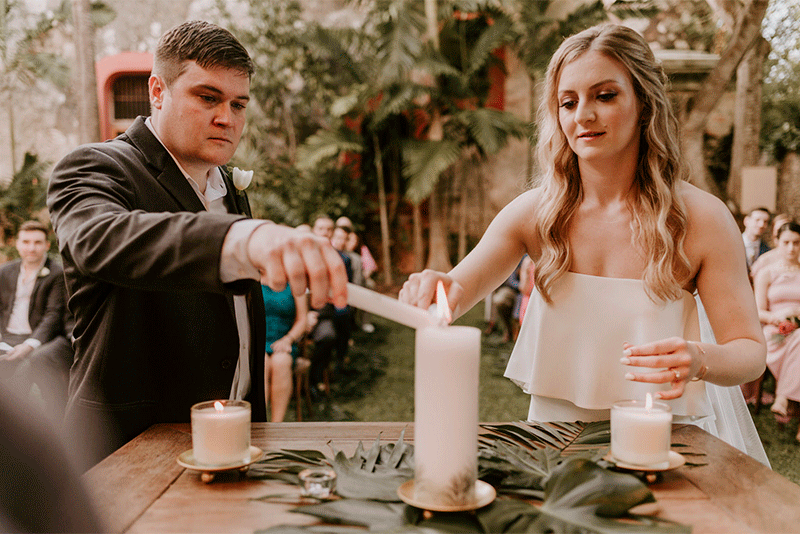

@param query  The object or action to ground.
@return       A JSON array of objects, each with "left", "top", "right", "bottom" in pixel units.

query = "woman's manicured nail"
[
  {"left": 624, "top": 373, "right": 635, "bottom": 381},
  {"left": 620, "top": 357, "right": 631, "bottom": 365},
  {"left": 622, "top": 348, "right": 632, "bottom": 357}
]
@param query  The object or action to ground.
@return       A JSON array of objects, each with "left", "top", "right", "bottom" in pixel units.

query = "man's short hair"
[
  {"left": 747, "top": 207, "right": 771, "bottom": 218},
  {"left": 17, "top": 220, "right": 49, "bottom": 238},
  {"left": 153, "top": 20, "right": 254, "bottom": 87}
]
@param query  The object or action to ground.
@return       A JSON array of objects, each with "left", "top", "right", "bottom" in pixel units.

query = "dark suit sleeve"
[
  {"left": 47, "top": 143, "right": 247, "bottom": 294},
  {"left": 29, "top": 264, "right": 66, "bottom": 345}
]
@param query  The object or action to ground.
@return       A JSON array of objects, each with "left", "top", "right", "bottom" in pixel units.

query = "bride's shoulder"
[
  {"left": 505, "top": 186, "right": 545, "bottom": 212},
  {"left": 678, "top": 181, "right": 734, "bottom": 229}
]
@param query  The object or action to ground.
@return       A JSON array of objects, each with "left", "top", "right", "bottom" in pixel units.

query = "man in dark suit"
[
  {"left": 742, "top": 207, "right": 771, "bottom": 273},
  {"left": 0, "top": 221, "right": 71, "bottom": 422},
  {"left": 47, "top": 21, "right": 347, "bottom": 469}
]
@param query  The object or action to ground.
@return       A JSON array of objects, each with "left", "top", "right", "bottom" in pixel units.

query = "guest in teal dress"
[{"left": 262, "top": 285, "right": 307, "bottom": 422}]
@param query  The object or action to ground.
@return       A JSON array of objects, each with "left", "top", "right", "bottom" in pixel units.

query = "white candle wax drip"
[
  {"left": 610, "top": 393, "right": 672, "bottom": 467},
  {"left": 191, "top": 400, "right": 251, "bottom": 466},
  {"left": 414, "top": 283, "right": 480, "bottom": 505}
]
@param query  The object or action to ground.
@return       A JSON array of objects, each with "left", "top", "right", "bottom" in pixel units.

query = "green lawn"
[{"left": 294, "top": 302, "right": 800, "bottom": 486}]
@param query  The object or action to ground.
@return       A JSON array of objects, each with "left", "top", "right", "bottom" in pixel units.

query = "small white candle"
[
  {"left": 346, "top": 283, "right": 436, "bottom": 329},
  {"left": 414, "top": 284, "right": 480, "bottom": 505},
  {"left": 611, "top": 394, "right": 672, "bottom": 467},
  {"left": 191, "top": 400, "right": 251, "bottom": 466}
]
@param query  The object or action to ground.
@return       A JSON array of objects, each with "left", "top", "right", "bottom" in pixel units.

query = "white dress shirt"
[{"left": 6, "top": 260, "right": 46, "bottom": 348}]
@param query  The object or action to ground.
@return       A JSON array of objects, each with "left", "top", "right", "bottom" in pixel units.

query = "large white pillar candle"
[
  {"left": 611, "top": 394, "right": 672, "bottom": 468},
  {"left": 414, "top": 324, "right": 481, "bottom": 506},
  {"left": 191, "top": 400, "right": 251, "bottom": 466}
]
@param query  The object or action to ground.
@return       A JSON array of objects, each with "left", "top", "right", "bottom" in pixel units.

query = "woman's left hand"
[
  {"left": 270, "top": 336, "right": 293, "bottom": 355},
  {"left": 620, "top": 338, "right": 706, "bottom": 400}
]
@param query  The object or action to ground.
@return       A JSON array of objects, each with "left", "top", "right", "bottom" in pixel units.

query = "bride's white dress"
[{"left": 505, "top": 272, "right": 769, "bottom": 466}]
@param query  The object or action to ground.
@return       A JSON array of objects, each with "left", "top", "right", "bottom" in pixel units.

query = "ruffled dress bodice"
[{"left": 504, "top": 272, "right": 712, "bottom": 421}]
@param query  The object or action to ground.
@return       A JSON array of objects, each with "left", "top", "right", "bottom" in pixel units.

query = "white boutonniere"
[
  {"left": 232, "top": 167, "right": 254, "bottom": 195},
  {"left": 39, "top": 266, "right": 50, "bottom": 277}
]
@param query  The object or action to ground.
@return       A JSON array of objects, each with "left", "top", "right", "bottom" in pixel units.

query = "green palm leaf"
[
  {"left": 372, "top": 84, "right": 426, "bottom": 127},
  {"left": 374, "top": 0, "right": 427, "bottom": 84},
  {"left": 478, "top": 421, "right": 611, "bottom": 497},
  {"left": 296, "top": 129, "right": 364, "bottom": 170},
  {"left": 455, "top": 108, "right": 528, "bottom": 156},
  {"left": 402, "top": 139, "right": 462, "bottom": 203},
  {"left": 465, "top": 14, "right": 514, "bottom": 78},
  {"left": 304, "top": 25, "right": 366, "bottom": 83}
]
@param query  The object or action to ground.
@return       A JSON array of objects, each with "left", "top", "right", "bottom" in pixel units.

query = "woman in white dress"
[{"left": 399, "top": 24, "right": 768, "bottom": 463}]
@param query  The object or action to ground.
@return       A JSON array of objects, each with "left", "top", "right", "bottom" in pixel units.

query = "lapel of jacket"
[
  {"left": 1, "top": 261, "right": 22, "bottom": 324},
  {"left": 220, "top": 166, "right": 252, "bottom": 217},
  {"left": 29, "top": 257, "right": 50, "bottom": 306},
  {"left": 125, "top": 117, "right": 206, "bottom": 213}
]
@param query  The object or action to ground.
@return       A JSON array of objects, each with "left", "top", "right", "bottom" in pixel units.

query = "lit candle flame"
[
  {"left": 436, "top": 281, "right": 452, "bottom": 325},
  {"left": 214, "top": 401, "right": 224, "bottom": 412},
  {"left": 645, "top": 392, "right": 653, "bottom": 411}
]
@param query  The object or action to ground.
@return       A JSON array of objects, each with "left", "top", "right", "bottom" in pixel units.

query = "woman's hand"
[
  {"left": 620, "top": 338, "right": 707, "bottom": 400},
  {"left": 270, "top": 336, "right": 293, "bottom": 355},
  {"left": 399, "top": 269, "right": 463, "bottom": 314}
]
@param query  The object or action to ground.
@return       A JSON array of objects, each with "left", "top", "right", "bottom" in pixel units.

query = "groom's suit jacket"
[
  {"left": 0, "top": 256, "right": 66, "bottom": 344},
  {"left": 47, "top": 117, "right": 266, "bottom": 467}
]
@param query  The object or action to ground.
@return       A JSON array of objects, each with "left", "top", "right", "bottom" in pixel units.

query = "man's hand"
[
  {"left": 3, "top": 344, "right": 34, "bottom": 361},
  {"left": 247, "top": 224, "right": 348, "bottom": 309}
]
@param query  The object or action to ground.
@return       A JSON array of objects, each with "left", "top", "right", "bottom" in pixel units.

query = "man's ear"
[{"left": 149, "top": 75, "right": 165, "bottom": 109}]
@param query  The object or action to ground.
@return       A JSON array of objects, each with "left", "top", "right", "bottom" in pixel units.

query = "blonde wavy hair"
[{"left": 532, "top": 23, "right": 691, "bottom": 303}]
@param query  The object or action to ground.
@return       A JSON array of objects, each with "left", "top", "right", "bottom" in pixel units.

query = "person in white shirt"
[
  {"left": 0, "top": 221, "right": 71, "bottom": 420},
  {"left": 742, "top": 207, "right": 772, "bottom": 272}
]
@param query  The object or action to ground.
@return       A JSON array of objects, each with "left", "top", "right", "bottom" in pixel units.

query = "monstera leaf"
[
  {"left": 249, "top": 431, "right": 413, "bottom": 501},
  {"left": 255, "top": 423, "right": 691, "bottom": 533},
  {"left": 479, "top": 421, "right": 611, "bottom": 497},
  {"left": 260, "top": 457, "right": 687, "bottom": 534},
  {"left": 329, "top": 432, "right": 414, "bottom": 501}
]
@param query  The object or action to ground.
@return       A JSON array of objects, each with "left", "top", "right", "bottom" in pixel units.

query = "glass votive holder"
[
  {"left": 299, "top": 468, "right": 337, "bottom": 498},
  {"left": 190, "top": 400, "right": 251, "bottom": 467},
  {"left": 610, "top": 398, "right": 672, "bottom": 468}
]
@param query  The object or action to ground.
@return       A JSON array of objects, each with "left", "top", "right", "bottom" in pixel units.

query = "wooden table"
[{"left": 84, "top": 422, "right": 800, "bottom": 533}]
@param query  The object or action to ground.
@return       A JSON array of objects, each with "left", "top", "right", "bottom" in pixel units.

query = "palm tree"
[
  {"left": 299, "top": 0, "right": 527, "bottom": 278},
  {"left": 0, "top": 0, "right": 70, "bottom": 177}
]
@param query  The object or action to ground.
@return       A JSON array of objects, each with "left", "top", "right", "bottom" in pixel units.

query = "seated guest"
[
  {"left": 262, "top": 284, "right": 307, "bottom": 422},
  {"left": 343, "top": 227, "right": 376, "bottom": 332},
  {"left": 754, "top": 221, "right": 800, "bottom": 442},
  {"left": 484, "top": 260, "right": 522, "bottom": 342},
  {"left": 308, "top": 219, "right": 352, "bottom": 393},
  {"left": 742, "top": 207, "right": 772, "bottom": 275},
  {"left": 743, "top": 214, "right": 793, "bottom": 404},
  {"left": 750, "top": 213, "right": 792, "bottom": 281},
  {"left": 0, "top": 221, "right": 71, "bottom": 423}
]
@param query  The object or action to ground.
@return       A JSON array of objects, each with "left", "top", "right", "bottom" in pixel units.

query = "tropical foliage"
[
  {"left": 0, "top": 0, "right": 70, "bottom": 177},
  {"left": 0, "top": 152, "right": 50, "bottom": 254},
  {"left": 249, "top": 421, "right": 691, "bottom": 533},
  {"left": 761, "top": 0, "right": 800, "bottom": 162},
  {"left": 201, "top": 0, "right": 367, "bottom": 227},
  {"left": 296, "top": 0, "right": 531, "bottom": 274}
]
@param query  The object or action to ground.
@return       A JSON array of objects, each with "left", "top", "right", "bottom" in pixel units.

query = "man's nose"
[{"left": 213, "top": 105, "right": 232, "bottom": 126}]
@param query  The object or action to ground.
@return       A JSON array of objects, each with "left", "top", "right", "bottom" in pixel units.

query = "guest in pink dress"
[{"left": 754, "top": 221, "right": 800, "bottom": 442}]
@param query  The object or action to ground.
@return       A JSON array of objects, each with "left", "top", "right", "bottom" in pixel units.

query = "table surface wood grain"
[{"left": 83, "top": 422, "right": 800, "bottom": 533}]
